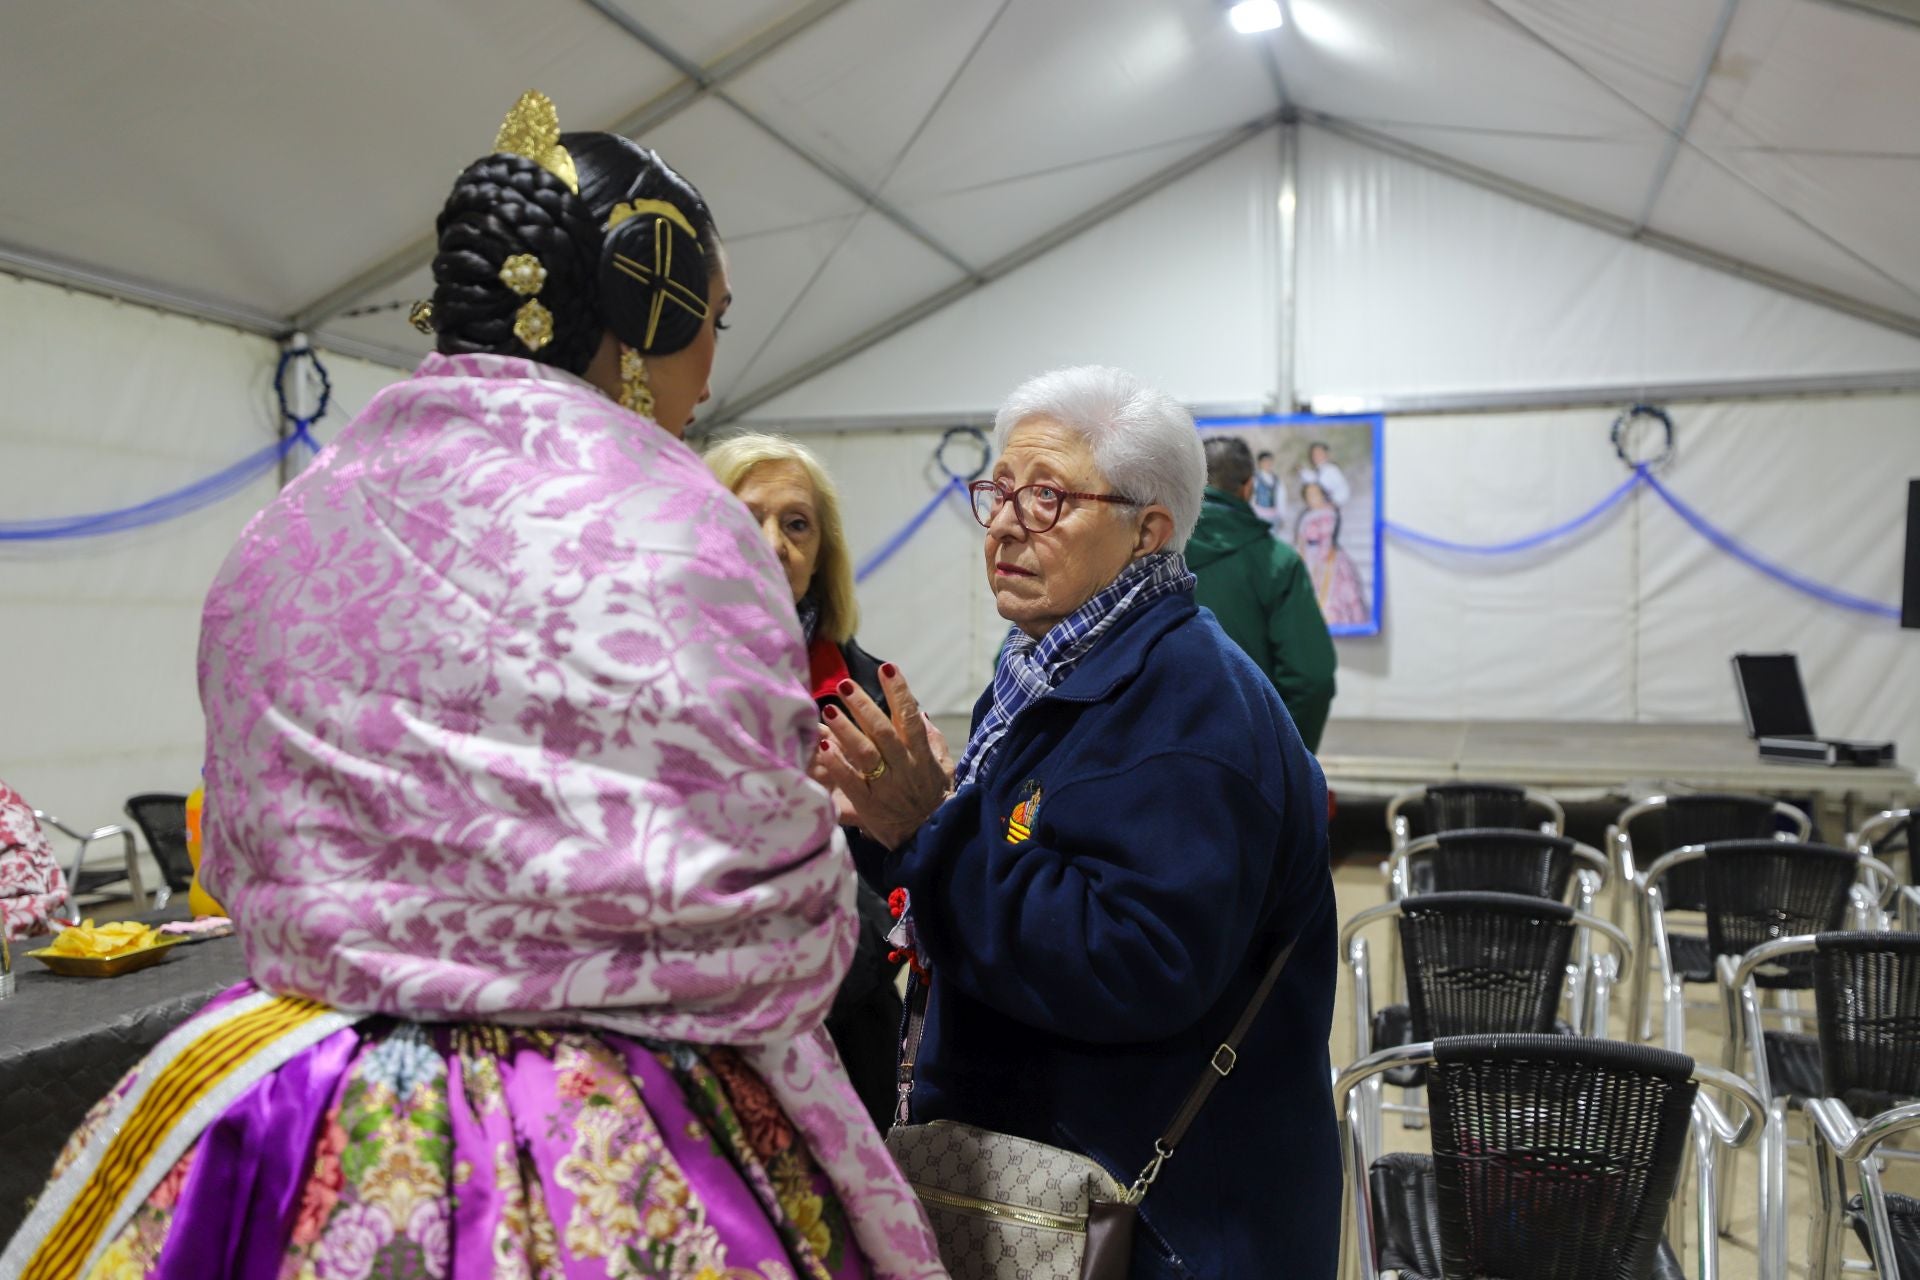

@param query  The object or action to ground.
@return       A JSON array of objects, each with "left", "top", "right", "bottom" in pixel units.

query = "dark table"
[{"left": 0, "top": 910, "right": 246, "bottom": 1244}]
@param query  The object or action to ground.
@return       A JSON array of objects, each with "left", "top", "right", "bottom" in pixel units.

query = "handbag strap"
[
  {"left": 1124, "top": 935, "right": 1296, "bottom": 1202},
  {"left": 892, "top": 932, "right": 1298, "bottom": 1204}
]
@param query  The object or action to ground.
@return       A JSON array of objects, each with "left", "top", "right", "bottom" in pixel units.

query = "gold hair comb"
[{"left": 494, "top": 90, "right": 578, "bottom": 194}]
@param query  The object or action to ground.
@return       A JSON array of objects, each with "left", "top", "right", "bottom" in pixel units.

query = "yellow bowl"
[{"left": 28, "top": 936, "right": 185, "bottom": 978}]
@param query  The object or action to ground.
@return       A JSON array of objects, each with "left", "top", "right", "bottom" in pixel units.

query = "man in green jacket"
[{"left": 1188, "top": 436, "right": 1338, "bottom": 751}]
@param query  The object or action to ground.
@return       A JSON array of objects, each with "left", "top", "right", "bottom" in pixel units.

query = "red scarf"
[{"left": 807, "top": 634, "right": 850, "bottom": 706}]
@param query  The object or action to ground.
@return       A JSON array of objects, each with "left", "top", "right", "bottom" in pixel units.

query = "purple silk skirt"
[{"left": 46, "top": 983, "right": 874, "bottom": 1280}]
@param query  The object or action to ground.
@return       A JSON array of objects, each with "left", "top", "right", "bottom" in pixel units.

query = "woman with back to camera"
[
  {"left": 813, "top": 366, "right": 1339, "bottom": 1279},
  {"left": 705, "top": 431, "right": 912, "bottom": 1130},
  {"left": 0, "top": 92, "right": 943, "bottom": 1280}
]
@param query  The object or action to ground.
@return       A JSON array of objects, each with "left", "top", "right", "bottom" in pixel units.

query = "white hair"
[{"left": 992, "top": 365, "right": 1205, "bottom": 552}]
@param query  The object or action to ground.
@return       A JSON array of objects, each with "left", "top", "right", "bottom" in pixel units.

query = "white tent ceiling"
[{"left": 4, "top": 0, "right": 1918, "bottom": 418}]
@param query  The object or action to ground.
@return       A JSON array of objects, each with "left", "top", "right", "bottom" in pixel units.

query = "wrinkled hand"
[{"left": 810, "top": 663, "right": 955, "bottom": 850}]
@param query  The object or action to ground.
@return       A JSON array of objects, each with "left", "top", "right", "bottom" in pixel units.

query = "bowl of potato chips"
[{"left": 29, "top": 919, "right": 183, "bottom": 977}]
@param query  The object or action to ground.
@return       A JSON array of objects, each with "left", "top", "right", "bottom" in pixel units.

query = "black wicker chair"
[
  {"left": 1612, "top": 793, "right": 1811, "bottom": 1039},
  {"left": 1386, "top": 782, "right": 1565, "bottom": 849},
  {"left": 1390, "top": 828, "right": 1610, "bottom": 904},
  {"left": 1728, "top": 931, "right": 1920, "bottom": 1279},
  {"left": 1343, "top": 892, "right": 1629, "bottom": 1144},
  {"left": 1337, "top": 1034, "right": 1763, "bottom": 1280},
  {"left": 123, "top": 792, "right": 193, "bottom": 895}
]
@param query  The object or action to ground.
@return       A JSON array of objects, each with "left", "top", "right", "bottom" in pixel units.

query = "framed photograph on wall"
[{"left": 1194, "top": 414, "right": 1384, "bottom": 636}]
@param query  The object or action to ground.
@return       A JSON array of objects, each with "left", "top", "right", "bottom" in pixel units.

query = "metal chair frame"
[
  {"left": 31, "top": 809, "right": 157, "bottom": 916},
  {"left": 1856, "top": 809, "right": 1916, "bottom": 887},
  {"left": 1726, "top": 934, "right": 1920, "bottom": 1280},
  {"left": 1638, "top": 844, "right": 1897, "bottom": 1053},
  {"left": 1342, "top": 896, "right": 1630, "bottom": 1154},
  {"left": 1335, "top": 1037, "right": 1765, "bottom": 1280},
  {"left": 1805, "top": 1098, "right": 1920, "bottom": 1280},
  {"left": 1611, "top": 795, "right": 1813, "bottom": 1039}
]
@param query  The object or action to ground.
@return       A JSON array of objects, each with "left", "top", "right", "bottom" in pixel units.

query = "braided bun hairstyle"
[
  {"left": 564, "top": 132, "right": 721, "bottom": 359},
  {"left": 425, "top": 131, "right": 720, "bottom": 376},
  {"left": 430, "top": 154, "right": 603, "bottom": 375}
]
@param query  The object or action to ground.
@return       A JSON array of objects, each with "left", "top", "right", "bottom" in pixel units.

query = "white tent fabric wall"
[
  {"left": 0, "top": 274, "right": 402, "bottom": 836},
  {"left": 1350, "top": 398, "right": 1919, "bottom": 754},
  {"left": 746, "top": 129, "right": 1284, "bottom": 420},
  {"left": 773, "top": 399, "right": 1919, "bottom": 761},
  {"left": 1295, "top": 128, "right": 1920, "bottom": 400}
]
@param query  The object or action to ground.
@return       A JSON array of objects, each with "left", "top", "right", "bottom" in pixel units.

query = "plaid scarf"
[
  {"left": 795, "top": 593, "right": 822, "bottom": 646},
  {"left": 953, "top": 551, "right": 1195, "bottom": 790}
]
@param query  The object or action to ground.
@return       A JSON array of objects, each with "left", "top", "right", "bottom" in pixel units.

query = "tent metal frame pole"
[
  {"left": 576, "top": 0, "right": 982, "bottom": 282},
  {"left": 1308, "top": 113, "right": 1920, "bottom": 341},
  {"left": 288, "top": 0, "right": 856, "bottom": 332},
  {"left": 0, "top": 242, "right": 422, "bottom": 370},
  {"left": 712, "top": 367, "right": 1920, "bottom": 434},
  {"left": 1276, "top": 119, "right": 1300, "bottom": 415},
  {"left": 1632, "top": 0, "right": 1741, "bottom": 234},
  {"left": 0, "top": 240, "right": 285, "bottom": 337},
  {"left": 1312, "top": 368, "right": 1920, "bottom": 417},
  {"left": 703, "top": 109, "right": 1285, "bottom": 428}
]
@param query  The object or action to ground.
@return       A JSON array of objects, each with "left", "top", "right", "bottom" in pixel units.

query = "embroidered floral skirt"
[{"left": 20, "top": 987, "right": 873, "bottom": 1280}]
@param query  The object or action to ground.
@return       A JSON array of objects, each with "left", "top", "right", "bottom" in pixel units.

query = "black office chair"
[
  {"left": 123, "top": 793, "right": 193, "bottom": 895},
  {"left": 1338, "top": 1034, "right": 1763, "bottom": 1280}
]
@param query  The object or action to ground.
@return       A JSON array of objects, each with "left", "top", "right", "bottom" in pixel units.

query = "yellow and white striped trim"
[{"left": 0, "top": 990, "right": 362, "bottom": 1280}]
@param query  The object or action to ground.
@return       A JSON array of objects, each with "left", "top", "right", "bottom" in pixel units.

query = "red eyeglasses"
[{"left": 968, "top": 480, "right": 1140, "bottom": 533}]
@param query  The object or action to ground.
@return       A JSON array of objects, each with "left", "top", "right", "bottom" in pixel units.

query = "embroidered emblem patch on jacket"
[{"left": 1005, "top": 779, "right": 1043, "bottom": 844}]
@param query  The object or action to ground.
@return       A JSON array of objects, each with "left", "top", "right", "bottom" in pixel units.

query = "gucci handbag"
[{"left": 884, "top": 938, "right": 1295, "bottom": 1280}]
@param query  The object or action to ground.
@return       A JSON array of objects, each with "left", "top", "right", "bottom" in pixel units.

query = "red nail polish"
[
  {"left": 823, "top": 705, "right": 839, "bottom": 720},
  {"left": 837, "top": 680, "right": 856, "bottom": 698},
  {"left": 880, "top": 663, "right": 897, "bottom": 679},
  {"left": 818, "top": 739, "right": 829, "bottom": 752}
]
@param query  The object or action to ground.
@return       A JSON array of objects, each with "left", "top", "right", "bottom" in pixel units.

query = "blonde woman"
[{"left": 706, "top": 431, "right": 906, "bottom": 1128}]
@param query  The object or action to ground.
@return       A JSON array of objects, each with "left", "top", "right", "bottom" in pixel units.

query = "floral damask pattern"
[
  {"left": 186, "top": 352, "right": 938, "bottom": 1276},
  {"left": 74, "top": 1019, "right": 880, "bottom": 1280},
  {"left": 0, "top": 778, "right": 68, "bottom": 941}
]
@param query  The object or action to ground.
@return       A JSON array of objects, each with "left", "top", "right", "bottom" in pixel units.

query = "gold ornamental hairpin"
[
  {"left": 494, "top": 90, "right": 578, "bottom": 194},
  {"left": 499, "top": 253, "right": 553, "bottom": 352}
]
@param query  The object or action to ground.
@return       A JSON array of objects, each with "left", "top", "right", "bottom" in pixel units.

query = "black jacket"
[{"left": 817, "top": 636, "right": 908, "bottom": 1130}]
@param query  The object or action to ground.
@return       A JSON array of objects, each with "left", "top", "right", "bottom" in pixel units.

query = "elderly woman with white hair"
[{"left": 816, "top": 366, "right": 1338, "bottom": 1279}]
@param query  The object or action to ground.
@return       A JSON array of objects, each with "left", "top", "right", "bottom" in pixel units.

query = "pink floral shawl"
[
  {"left": 196, "top": 352, "right": 943, "bottom": 1277},
  {"left": 0, "top": 779, "right": 68, "bottom": 941}
]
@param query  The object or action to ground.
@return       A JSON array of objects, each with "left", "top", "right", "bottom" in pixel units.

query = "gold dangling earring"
[{"left": 618, "top": 345, "right": 655, "bottom": 420}]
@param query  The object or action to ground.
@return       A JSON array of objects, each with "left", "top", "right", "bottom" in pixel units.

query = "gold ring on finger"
[{"left": 861, "top": 759, "right": 889, "bottom": 784}]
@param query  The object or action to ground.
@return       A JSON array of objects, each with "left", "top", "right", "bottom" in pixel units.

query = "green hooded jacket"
[{"left": 1186, "top": 486, "right": 1338, "bottom": 751}]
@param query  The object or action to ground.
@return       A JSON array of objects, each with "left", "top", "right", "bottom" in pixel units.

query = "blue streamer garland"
[
  {"left": 1388, "top": 464, "right": 1899, "bottom": 620},
  {"left": 1383, "top": 468, "right": 1643, "bottom": 556},
  {"left": 0, "top": 347, "right": 329, "bottom": 543},
  {"left": 856, "top": 476, "right": 967, "bottom": 583}
]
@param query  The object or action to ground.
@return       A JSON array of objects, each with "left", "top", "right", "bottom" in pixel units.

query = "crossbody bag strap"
[
  {"left": 896, "top": 974, "right": 930, "bottom": 1128},
  {"left": 1124, "top": 935, "right": 1298, "bottom": 1204}
]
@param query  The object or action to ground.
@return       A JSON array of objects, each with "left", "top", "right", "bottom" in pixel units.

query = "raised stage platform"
[{"left": 1317, "top": 718, "right": 1915, "bottom": 837}]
